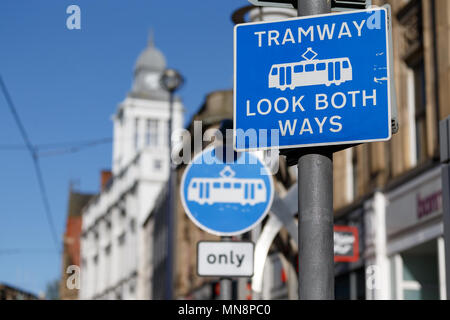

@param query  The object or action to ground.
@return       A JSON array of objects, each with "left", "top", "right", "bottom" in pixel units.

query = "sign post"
[
  {"left": 235, "top": 0, "right": 392, "bottom": 299},
  {"left": 180, "top": 143, "right": 274, "bottom": 300},
  {"left": 296, "top": 1, "right": 334, "bottom": 300},
  {"left": 220, "top": 237, "right": 233, "bottom": 301}
]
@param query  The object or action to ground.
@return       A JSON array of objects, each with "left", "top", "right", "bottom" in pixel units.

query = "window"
[
  {"left": 117, "top": 109, "right": 124, "bottom": 125},
  {"left": 316, "top": 63, "right": 326, "bottom": 71},
  {"left": 118, "top": 233, "right": 126, "bottom": 246},
  {"left": 213, "top": 182, "right": 220, "bottom": 189},
  {"left": 154, "top": 159, "right": 162, "bottom": 170},
  {"left": 413, "top": 60, "right": 427, "bottom": 164},
  {"left": 352, "top": 148, "right": 358, "bottom": 200},
  {"left": 305, "top": 64, "right": 314, "bottom": 72},
  {"left": 105, "top": 244, "right": 111, "bottom": 256},
  {"left": 335, "top": 268, "right": 366, "bottom": 300},
  {"left": 271, "top": 68, "right": 278, "bottom": 76},
  {"left": 343, "top": 61, "right": 350, "bottom": 69},
  {"left": 223, "top": 183, "right": 231, "bottom": 189},
  {"left": 146, "top": 119, "right": 159, "bottom": 147},
  {"left": 234, "top": 183, "right": 242, "bottom": 189},
  {"left": 399, "top": 0, "right": 427, "bottom": 165},
  {"left": 390, "top": 240, "right": 441, "bottom": 300},
  {"left": 294, "top": 65, "right": 303, "bottom": 73}
]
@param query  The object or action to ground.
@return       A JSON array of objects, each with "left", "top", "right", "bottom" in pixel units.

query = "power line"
[
  {"left": 0, "top": 137, "right": 112, "bottom": 152},
  {"left": 0, "top": 78, "right": 34, "bottom": 153},
  {"left": 37, "top": 138, "right": 112, "bottom": 157},
  {"left": 35, "top": 137, "right": 112, "bottom": 150},
  {"left": 0, "top": 75, "right": 59, "bottom": 250}
]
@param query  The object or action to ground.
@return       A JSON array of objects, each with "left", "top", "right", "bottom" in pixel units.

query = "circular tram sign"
[{"left": 180, "top": 146, "right": 274, "bottom": 236}]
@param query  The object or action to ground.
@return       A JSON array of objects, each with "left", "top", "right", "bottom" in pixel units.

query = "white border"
[
  {"left": 197, "top": 241, "right": 255, "bottom": 277},
  {"left": 179, "top": 146, "right": 275, "bottom": 236},
  {"left": 233, "top": 7, "right": 392, "bottom": 152}
]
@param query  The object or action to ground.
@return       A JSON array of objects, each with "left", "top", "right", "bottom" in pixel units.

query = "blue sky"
[{"left": 0, "top": 0, "right": 247, "bottom": 296}]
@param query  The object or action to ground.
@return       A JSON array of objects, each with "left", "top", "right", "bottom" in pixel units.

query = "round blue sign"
[{"left": 180, "top": 146, "right": 274, "bottom": 236}]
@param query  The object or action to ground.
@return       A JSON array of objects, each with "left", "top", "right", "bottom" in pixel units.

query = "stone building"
[{"left": 330, "top": 0, "right": 449, "bottom": 300}]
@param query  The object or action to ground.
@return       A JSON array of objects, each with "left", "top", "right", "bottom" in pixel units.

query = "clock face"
[{"left": 144, "top": 73, "right": 159, "bottom": 89}]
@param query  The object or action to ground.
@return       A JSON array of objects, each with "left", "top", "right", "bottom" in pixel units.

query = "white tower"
[
  {"left": 112, "top": 34, "right": 183, "bottom": 175},
  {"left": 80, "top": 33, "right": 184, "bottom": 300}
]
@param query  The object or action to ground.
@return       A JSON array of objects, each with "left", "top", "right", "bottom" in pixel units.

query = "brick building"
[{"left": 60, "top": 189, "right": 93, "bottom": 300}]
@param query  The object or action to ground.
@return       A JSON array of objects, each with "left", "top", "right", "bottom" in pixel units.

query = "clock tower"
[{"left": 111, "top": 33, "right": 184, "bottom": 174}]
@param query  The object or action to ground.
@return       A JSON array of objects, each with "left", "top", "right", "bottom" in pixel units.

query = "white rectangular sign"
[{"left": 197, "top": 241, "right": 254, "bottom": 277}]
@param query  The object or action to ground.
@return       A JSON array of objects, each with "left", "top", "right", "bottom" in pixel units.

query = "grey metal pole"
[
  {"left": 298, "top": 0, "right": 331, "bottom": 15},
  {"left": 165, "top": 91, "right": 175, "bottom": 299},
  {"left": 297, "top": 0, "right": 334, "bottom": 300},
  {"left": 220, "top": 277, "right": 233, "bottom": 300},
  {"left": 220, "top": 236, "right": 233, "bottom": 300},
  {"left": 160, "top": 68, "right": 183, "bottom": 300}
]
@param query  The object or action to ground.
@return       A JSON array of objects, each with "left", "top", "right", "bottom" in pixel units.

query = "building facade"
[
  {"left": 332, "top": 0, "right": 449, "bottom": 300},
  {"left": 0, "top": 283, "right": 38, "bottom": 300},
  {"left": 79, "top": 36, "right": 183, "bottom": 300},
  {"left": 60, "top": 189, "right": 93, "bottom": 300}
]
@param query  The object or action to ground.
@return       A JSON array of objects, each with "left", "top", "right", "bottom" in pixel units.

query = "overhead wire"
[
  {"left": 0, "top": 75, "right": 59, "bottom": 250},
  {"left": 0, "top": 137, "right": 112, "bottom": 154}
]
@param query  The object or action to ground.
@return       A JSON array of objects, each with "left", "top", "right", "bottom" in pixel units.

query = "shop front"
[
  {"left": 386, "top": 166, "right": 447, "bottom": 300},
  {"left": 334, "top": 206, "right": 366, "bottom": 300}
]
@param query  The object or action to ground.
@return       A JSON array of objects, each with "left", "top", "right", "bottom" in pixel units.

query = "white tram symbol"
[
  {"left": 187, "top": 166, "right": 267, "bottom": 206},
  {"left": 268, "top": 48, "right": 353, "bottom": 91}
]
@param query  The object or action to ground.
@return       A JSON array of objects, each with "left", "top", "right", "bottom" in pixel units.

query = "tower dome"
[
  {"left": 131, "top": 31, "right": 169, "bottom": 99},
  {"left": 134, "top": 33, "right": 166, "bottom": 74}
]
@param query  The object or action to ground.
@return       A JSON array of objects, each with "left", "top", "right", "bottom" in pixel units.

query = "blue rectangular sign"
[{"left": 233, "top": 8, "right": 391, "bottom": 151}]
